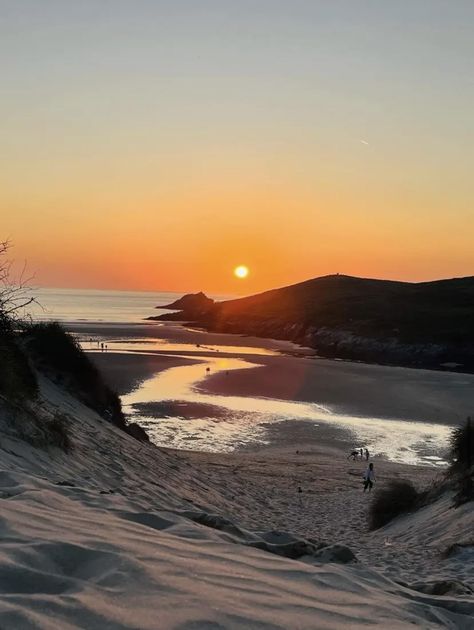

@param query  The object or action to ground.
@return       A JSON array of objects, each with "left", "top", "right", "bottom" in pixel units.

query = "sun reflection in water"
[{"left": 121, "top": 353, "right": 452, "bottom": 466}]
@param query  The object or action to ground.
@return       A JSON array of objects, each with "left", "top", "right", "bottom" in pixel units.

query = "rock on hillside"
[{"left": 156, "top": 291, "right": 214, "bottom": 313}]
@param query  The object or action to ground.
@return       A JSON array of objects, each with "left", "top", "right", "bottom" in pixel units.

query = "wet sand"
[
  {"left": 91, "top": 352, "right": 198, "bottom": 396},
  {"left": 85, "top": 324, "right": 474, "bottom": 427},
  {"left": 69, "top": 321, "right": 311, "bottom": 354},
  {"left": 201, "top": 354, "right": 474, "bottom": 425}
]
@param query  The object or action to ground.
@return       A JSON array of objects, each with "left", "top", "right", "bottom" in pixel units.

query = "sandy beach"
[
  {"left": 0, "top": 319, "right": 472, "bottom": 628},
  {"left": 74, "top": 320, "right": 474, "bottom": 586},
  {"left": 0, "top": 369, "right": 472, "bottom": 629},
  {"left": 79, "top": 322, "right": 474, "bottom": 424},
  {"left": 76, "top": 321, "right": 474, "bottom": 469},
  {"left": 78, "top": 322, "right": 474, "bottom": 583}
]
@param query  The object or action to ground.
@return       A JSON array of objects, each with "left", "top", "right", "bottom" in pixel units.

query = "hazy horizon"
[
  {"left": 2, "top": 1, "right": 473, "bottom": 294},
  {"left": 35, "top": 268, "right": 474, "bottom": 297}
]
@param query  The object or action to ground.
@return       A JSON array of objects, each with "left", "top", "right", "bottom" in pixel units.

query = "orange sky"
[{"left": 1, "top": 2, "right": 473, "bottom": 295}]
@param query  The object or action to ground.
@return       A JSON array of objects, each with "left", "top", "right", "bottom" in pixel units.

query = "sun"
[{"left": 234, "top": 265, "right": 249, "bottom": 279}]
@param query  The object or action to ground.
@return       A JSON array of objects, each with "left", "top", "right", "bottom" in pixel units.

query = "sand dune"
[{"left": 0, "top": 376, "right": 472, "bottom": 628}]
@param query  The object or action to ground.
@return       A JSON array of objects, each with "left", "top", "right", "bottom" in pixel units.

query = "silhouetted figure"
[
  {"left": 101, "top": 342, "right": 104, "bottom": 352},
  {"left": 347, "top": 450, "right": 358, "bottom": 461},
  {"left": 365, "top": 448, "right": 370, "bottom": 461},
  {"left": 360, "top": 448, "right": 363, "bottom": 459},
  {"left": 363, "top": 463, "right": 375, "bottom": 492}
]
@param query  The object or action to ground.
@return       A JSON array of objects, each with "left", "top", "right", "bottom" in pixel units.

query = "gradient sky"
[{"left": 1, "top": 1, "right": 473, "bottom": 293}]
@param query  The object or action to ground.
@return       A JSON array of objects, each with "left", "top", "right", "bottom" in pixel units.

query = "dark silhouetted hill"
[{"left": 148, "top": 274, "right": 474, "bottom": 371}]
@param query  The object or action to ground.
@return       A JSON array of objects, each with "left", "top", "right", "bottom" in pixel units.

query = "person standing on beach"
[
  {"left": 365, "top": 448, "right": 369, "bottom": 461},
  {"left": 363, "top": 463, "right": 375, "bottom": 492}
]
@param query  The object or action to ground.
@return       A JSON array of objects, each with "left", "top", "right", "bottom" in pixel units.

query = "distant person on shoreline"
[
  {"left": 347, "top": 449, "right": 359, "bottom": 461},
  {"left": 363, "top": 463, "right": 375, "bottom": 492},
  {"left": 365, "top": 448, "right": 370, "bottom": 461}
]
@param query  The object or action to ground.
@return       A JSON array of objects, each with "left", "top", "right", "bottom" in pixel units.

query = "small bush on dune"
[
  {"left": 448, "top": 417, "right": 474, "bottom": 505},
  {"left": 0, "top": 328, "right": 38, "bottom": 401},
  {"left": 24, "top": 321, "right": 96, "bottom": 387},
  {"left": 23, "top": 322, "right": 126, "bottom": 430},
  {"left": 449, "top": 417, "right": 474, "bottom": 475},
  {"left": 46, "top": 413, "right": 72, "bottom": 452},
  {"left": 1, "top": 396, "right": 72, "bottom": 453},
  {"left": 369, "top": 480, "right": 421, "bottom": 530},
  {"left": 27, "top": 412, "right": 72, "bottom": 452}
]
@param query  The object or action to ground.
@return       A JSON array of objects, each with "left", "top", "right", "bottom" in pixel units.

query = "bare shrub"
[
  {"left": 46, "top": 413, "right": 72, "bottom": 452},
  {"left": 369, "top": 480, "right": 422, "bottom": 530},
  {"left": 447, "top": 417, "right": 474, "bottom": 506}
]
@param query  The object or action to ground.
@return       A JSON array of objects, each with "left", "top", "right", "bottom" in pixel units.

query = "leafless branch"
[{"left": 0, "top": 239, "right": 39, "bottom": 326}]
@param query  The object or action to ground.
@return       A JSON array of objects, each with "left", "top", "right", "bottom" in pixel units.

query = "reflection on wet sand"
[
  {"left": 84, "top": 337, "right": 280, "bottom": 356},
  {"left": 119, "top": 349, "right": 451, "bottom": 466}
]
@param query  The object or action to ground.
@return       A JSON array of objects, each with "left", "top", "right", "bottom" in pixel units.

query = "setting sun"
[{"left": 234, "top": 265, "right": 249, "bottom": 279}]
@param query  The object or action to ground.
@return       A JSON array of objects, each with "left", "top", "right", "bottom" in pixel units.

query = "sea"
[{"left": 27, "top": 287, "right": 231, "bottom": 324}]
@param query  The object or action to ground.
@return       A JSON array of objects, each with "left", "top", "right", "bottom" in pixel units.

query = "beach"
[
  {"left": 69, "top": 320, "right": 474, "bottom": 466},
  {"left": 0, "top": 364, "right": 472, "bottom": 629},
  {"left": 74, "top": 319, "right": 474, "bottom": 585},
  {"left": 0, "top": 316, "right": 472, "bottom": 628},
  {"left": 73, "top": 319, "right": 474, "bottom": 586}
]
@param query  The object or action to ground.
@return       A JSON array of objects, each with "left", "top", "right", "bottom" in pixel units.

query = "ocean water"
[{"left": 27, "top": 288, "right": 230, "bottom": 324}]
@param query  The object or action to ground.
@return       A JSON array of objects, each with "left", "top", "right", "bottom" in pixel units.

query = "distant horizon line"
[
  {"left": 34, "top": 286, "right": 237, "bottom": 298},
  {"left": 35, "top": 270, "right": 474, "bottom": 297}
]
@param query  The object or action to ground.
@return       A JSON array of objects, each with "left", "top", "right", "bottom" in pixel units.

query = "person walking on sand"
[
  {"left": 365, "top": 448, "right": 369, "bottom": 461},
  {"left": 363, "top": 463, "right": 375, "bottom": 492}
]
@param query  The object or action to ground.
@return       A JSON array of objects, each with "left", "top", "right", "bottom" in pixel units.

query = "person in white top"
[{"left": 363, "top": 462, "right": 375, "bottom": 492}]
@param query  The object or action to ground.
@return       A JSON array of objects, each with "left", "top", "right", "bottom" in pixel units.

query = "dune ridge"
[{"left": 0, "top": 373, "right": 472, "bottom": 629}]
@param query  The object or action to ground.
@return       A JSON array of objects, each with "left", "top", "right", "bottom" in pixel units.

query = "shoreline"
[
  {"left": 88, "top": 341, "right": 474, "bottom": 427},
  {"left": 80, "top": 321, "right": 474, "bottom": 468},
  {"left": 1, "top": 319, "right": 472, "bottom": 626},
  {"left": 69, "top": 318, "right": 474, "bottom": 375},
  {"left": 1, "top": 370, "right": 472, "bottom": 627}
]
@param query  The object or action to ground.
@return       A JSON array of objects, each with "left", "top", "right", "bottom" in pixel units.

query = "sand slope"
[{"left": 0, "top": 378, "right": 472, "bottom": 629}]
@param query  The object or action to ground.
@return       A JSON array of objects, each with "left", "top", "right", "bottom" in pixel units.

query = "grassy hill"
[{"left": 151, "top": 274, "right": 474, "bottom": 370}]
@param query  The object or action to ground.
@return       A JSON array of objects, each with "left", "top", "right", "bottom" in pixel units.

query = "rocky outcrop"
[{"left": 155, "top": 291, "right": 214, "bottom": 313}]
